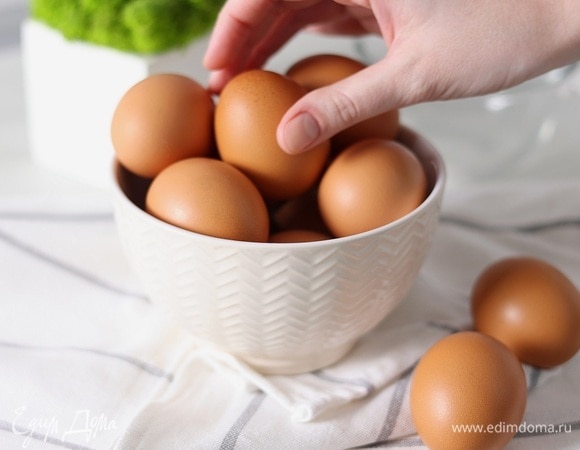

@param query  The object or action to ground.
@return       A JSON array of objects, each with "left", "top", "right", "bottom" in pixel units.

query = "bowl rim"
[{"left": 112, "top": 126, "right": 446, "bottom": 249}]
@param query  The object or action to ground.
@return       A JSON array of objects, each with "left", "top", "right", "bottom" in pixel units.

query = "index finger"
[
  {"left": 204, "top": 0, "right": 283, "bottom": 70},
  {"left": 203, "top": 0, "right": 319, "bottom": 70}
]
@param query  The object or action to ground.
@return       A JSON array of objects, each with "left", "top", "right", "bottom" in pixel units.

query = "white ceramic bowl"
[{"left": 112, "top": 127, "right": 446, "bottom": 374}]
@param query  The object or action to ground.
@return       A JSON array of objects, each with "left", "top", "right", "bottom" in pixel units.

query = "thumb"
[{"left": 277, "top": 58, "right": 414, "bottom": 154}]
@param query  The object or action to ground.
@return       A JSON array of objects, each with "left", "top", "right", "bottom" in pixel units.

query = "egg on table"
[
  {"left": 410, "top": 331, "right": 527, "bottom": 450},
  {"left": 471, "top": 256, "right": 580, "bottom": 368}
]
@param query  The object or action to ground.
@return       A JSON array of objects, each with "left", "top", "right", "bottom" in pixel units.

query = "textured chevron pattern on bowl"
[{"left": 112, "top": 127, "right": 446, "bottom": 374}]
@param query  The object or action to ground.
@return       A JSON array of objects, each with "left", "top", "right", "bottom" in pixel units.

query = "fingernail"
[
  {"left": 207, "top": 71, "right": 227, "bottom": 93},
  {"left": 282, "top": 113, "right": 319, "bottom": 154}
]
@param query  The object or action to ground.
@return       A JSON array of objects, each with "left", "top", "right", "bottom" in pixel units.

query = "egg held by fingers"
[
  {"left": 286, "top": 54, "right": 400, "bottom": 151},
  {"left": 215, "top": 69, "right": 330, "bottom": 200}
]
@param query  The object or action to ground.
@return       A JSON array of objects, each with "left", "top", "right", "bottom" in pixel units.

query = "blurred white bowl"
[
  {"left": 112, "top": 127, "right": 446, "bottom": 374},
  {"left": 400, "top": 65, "right": 578, "bottom": 185},
  {"left": 353, "top": 37, "right": 578, "bottom": 185}
]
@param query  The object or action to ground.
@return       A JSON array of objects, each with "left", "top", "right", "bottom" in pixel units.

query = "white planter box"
[{"left": 21, "top": 19, "right": 210, "bottom": 188}]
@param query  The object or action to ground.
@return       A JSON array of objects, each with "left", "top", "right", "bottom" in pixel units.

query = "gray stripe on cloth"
[
  {"left": 311, "top": 370, "right": 375, "bottom": 395},
  {"left": 426, "top": 321, "right": 462, "bottom": 334},
  {"left": 0, "top": 228, "right": 147, "bottom": 301},
  {"left": 365, "top": 323, "right": 457, "bottom": 445},
  {"left": 0, "top": 341, "right": 173, "bottom": 381},
  {"left": 219, "top": 392, "right": 265, "bottom": 450},
  {"left": 375, "top": 365, "right": 416, "bottom": 441},
  {"left": 372, "top": 436, "right": 424, "bottom": 447},
  {"left": 345, "top": 323, "right": 459, "bottom": 449},
  {"left": 345, "top": 435, "right": 424, "bottom": 449},
  {"left": 527, "top": 367, "right": 542, "bottom": 393},
  {"left": 0, "top": 419, "right": 95, "bottom": 450},
  {"left": 440, "top": 214, "right": 580, "bottom": 233}
]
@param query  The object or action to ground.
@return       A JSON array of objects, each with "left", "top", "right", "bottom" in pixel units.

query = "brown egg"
[
  {"left": 269, "top": 229, "right": 330, "bottom": 243},
  {"left": 286, "top": 54, "right": 400, "bottom": 151},
  {"left": 286, "top": 54, "right": 367, "bottom": 91},
  {"left": 215, "top": 69, "right": 330, "bottom": 200},
  {"left": 145, "top": 158, "right": 269, "bottom": 242},
  {"left": 410, "top": 331, "right": 527, "bottom": 450},
  {"left": 471, "top": 256, "right": 580, "bottom": 368},
  {"left": 111, "top": 73, "right": 214, "bottom": 178},
  {"left": 318, "top": 138, "right": 427, "bottom": 237}
]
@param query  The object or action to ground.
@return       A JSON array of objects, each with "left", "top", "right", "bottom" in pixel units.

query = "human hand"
[{"left": 204, "top": 0, "right": 580, "bottom": 154}]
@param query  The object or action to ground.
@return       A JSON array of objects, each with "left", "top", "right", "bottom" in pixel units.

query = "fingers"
[
  {"left": 204, "top": 0, "right": 298, "bottom": 91},
  {"left": 247, "top": 1, "right": 347, "bottom": 69},
  {"left": 204, "top": 1, "right": 421, "bottom": 155},
  {"left": 307, "top": 18, "right": 370, "bottom": 36},
  {"left": 277, "top": 56, "right": 419, "bottom": 154},
  {"left": 204, "top": 0, "right": 346, "bottom": 92},
  {"left": 203, "top": 0, "right": 278, "bottom": 70}
]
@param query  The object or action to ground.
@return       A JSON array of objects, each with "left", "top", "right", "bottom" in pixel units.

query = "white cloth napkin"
[{"left": 0, "top": 177, "right": 579, "bottom": 449}]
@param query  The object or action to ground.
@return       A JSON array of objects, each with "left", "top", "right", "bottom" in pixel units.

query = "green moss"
[{"left": 31, "top": 0, "right": 225, "bottom": 54}]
